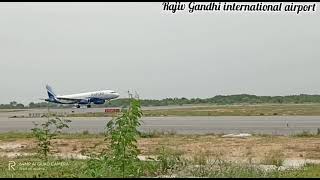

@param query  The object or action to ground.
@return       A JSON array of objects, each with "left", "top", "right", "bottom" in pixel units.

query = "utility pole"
[{"left": 128, "top": 90, "right": 133, "bottom": 99}]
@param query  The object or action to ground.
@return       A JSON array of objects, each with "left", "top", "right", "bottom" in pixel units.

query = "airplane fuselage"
[{"left": 59, "top": 90, "right": 118, "bottom": 103}]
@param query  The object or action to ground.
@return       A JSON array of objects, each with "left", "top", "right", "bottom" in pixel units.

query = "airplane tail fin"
[{"left": 46, "top": 85, "right": 57, "bottom": 100}]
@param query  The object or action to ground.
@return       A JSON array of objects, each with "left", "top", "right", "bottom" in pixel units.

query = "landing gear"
[
  {"left": 87, "top": 104, "right": 91, "bottom": 108},
  {"left": 76, "top": 105, "right": 80, "bottom": 108}
]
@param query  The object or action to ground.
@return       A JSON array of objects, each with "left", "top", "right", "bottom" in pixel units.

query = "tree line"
[{"left": 2, "top": 94, "right": 320, "bottom": 109}]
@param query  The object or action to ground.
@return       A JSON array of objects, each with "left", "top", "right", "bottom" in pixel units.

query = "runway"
[{"left": 1, "top": 108, "right": 320, "bottom": 135}]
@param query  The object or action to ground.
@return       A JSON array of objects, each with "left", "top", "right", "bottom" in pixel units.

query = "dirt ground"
[{"left": 1, "top": 135, "right": 320, "bottom": 164}]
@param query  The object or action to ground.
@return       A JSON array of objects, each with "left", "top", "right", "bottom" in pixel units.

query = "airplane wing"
[{"left": 56, "top": 97, "right": 83, "bottom": 102}]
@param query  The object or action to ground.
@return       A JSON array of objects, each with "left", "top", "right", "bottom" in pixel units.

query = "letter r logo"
[{"left": 8, "top": 161, "right": 16, "bottom": 171}]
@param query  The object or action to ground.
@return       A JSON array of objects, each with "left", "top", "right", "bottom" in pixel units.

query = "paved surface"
[{"left": 1, "top": 109, "right": 320, "bottom": 135}]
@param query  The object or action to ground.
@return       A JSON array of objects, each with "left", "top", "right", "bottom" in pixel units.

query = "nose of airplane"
[{"left": 115, "top": 93, "right": 120, "bottom": 98}]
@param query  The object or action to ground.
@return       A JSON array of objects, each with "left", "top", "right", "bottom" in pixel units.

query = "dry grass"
[
  {"left": 261, "top": 149, "right": 285, "bottom": 166},
  {"left": 1, "top": 135, "right": 320, "bottom": 163}
]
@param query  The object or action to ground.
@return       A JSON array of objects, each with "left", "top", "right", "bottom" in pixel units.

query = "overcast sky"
[{"left": 0, "top": 2, "right": 319, "bottom": 104}]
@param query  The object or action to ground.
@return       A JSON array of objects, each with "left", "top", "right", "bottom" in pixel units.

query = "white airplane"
[{"left": 44, "top": 85, "right": 120, "bottom": 108}]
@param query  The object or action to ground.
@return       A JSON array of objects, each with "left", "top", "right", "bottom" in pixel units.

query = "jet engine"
[
  {"left": 92, "top": 99, "right": 105, "bottom": 105},
  {"left": 79, "top": 99, "right": 90, "bottom": 104}
]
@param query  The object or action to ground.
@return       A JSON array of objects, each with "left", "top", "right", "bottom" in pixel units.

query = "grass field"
[
  {"left": 1, "top": 156, "right": 320, "bottom": 178},
  {"left": 1, "top": 132, "right": 320, "bottom": 177},
  {"left": 0, "top": 109, "right": 26, "bottom": 113},
  {"left": 65, "top": 104, "right": 320, "bottom": 117},
  {"left": 142, "top": 104, "right": 320, "bottom": 116}
]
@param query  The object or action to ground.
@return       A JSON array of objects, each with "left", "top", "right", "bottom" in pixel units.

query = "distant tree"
[
  {"left": 16, "top": 103, "right": 25, "bottom": 109},
  {"left": 10, "top": 101, "right": 17, "bottom": 107},
  {"left": 29, "top": 102, "right": 35, "bottom": 108}
]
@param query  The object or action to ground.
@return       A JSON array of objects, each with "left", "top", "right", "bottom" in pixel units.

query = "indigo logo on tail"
[{"left": 46, "top": 85, "right": 57, "bottom": 100}]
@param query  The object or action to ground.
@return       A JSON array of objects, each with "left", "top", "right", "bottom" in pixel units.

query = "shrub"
[
  {"left": 261, "top": 149, "right": 284, "bottom": 167},
  {"left": 31, "top": 116, "right": 71, "bottom": 160},
  {"left": 104, "top": 97, "right": 143, "bottom": 177},
  {"left": 156, "top": 147, "right": 185, "bottom": 175}
]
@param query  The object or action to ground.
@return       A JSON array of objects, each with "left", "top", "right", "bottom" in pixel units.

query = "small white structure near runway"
[{"left": 222, "top": 133, "right": 252, "bottom": 138}]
